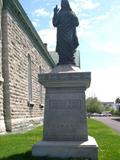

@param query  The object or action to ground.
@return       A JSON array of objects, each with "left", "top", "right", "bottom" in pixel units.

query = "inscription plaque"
[
  {"left": 49, "top": 99, "right": 81, "bottom": 109},
  {"left": 44, "top": 96, "right": 87, "bottom": 141}
]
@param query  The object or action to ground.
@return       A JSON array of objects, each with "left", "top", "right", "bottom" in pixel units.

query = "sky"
[{"left": 19, "top": 0, "right": 120, "bottom": 102}]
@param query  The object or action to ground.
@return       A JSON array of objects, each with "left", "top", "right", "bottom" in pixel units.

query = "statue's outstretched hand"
[{"left": 54, "top": 5, "right": 59, "bottom": 14}]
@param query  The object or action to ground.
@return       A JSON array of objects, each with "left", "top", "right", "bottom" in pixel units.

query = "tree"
[
  {"left": 115, "top": 97, "right": 120, "bottom": 112},
  {"left": 86, "top": 97, "right": 104, "bottom": 113}
]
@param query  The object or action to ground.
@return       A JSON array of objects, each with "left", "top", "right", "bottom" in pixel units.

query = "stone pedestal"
[
  {"left": 32, "top": 136, "right": 98, "bottom": 160},
  {"left": 32, "top": 65, "right": 98, "bottom": 159}
]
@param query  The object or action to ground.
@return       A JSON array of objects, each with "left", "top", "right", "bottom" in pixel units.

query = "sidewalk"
[{"left": 93, "top": 117, "right": 120, "bottom": 134}]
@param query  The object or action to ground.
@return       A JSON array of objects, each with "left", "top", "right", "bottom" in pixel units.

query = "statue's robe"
[{"left": 53, "top": 9, "right": 79, "bottom": 65}]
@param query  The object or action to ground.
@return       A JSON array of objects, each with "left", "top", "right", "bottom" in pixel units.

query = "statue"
[{"left": 53, "top": 0, "right": 79, "bottom": 65}]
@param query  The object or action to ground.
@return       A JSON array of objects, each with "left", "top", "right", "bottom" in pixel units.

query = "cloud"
[
  {"left": 95, "top": 14, "right": 109, "bottom": 21},
  {"left": 81, "top": 0, "right": 100, "bottom": 10},
  {"left": 91, "top": 41, "right": 120, "bottom": 55},
  {"left": 86, "top": 66, "right": 120, "bottom": 102},
  {"left": 70, "top": 1, "right": 82, "bottom": 15},
  {"left": 77, "top": 9, "right": 120, "bottom": 55},
  {"left": 70, "top": 0, "right": 100, "bottom": 15},
  {"left": 79, "top": 19, "right": 91, "bottom": 30},
  {"left": 32, "top": 21, "right": 37, "bottom": 27},
  {"left": 38, "top": 27, "right": 56, "bottom": 51},
  {"left": 34, "top": 8, "right": 50, "bottom": 16}
]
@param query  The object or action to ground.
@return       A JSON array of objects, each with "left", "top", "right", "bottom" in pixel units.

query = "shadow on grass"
[{"left": 0, "top": 151, "right": 90, "bottom": 160}]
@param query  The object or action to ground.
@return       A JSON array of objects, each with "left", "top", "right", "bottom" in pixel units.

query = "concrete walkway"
[{"left": 93, "top": 117, "right": 120, "bottom": 134}]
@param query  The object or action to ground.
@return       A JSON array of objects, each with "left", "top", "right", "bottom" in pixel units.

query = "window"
[
  {"left": 39, "top": 66, "right": 44, "bottom": 109},
  {"left": 39, "top": 66, "right": 42, "bottom": 102},
  {"left": 28, "top": 54, "right": 32, "bottom": 103}
]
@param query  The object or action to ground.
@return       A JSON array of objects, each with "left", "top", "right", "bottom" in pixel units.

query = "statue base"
[
  {"left": 32, "top": 65, "right": 98, "bottom": 159},
  {"left": 32, "top": 136, "right": 98, "bottom": 160}
]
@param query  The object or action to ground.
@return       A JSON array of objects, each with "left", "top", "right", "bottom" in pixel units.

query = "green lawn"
[
  {"left": 0, "top": 119, "right": 120, "bottom": 160},
  {"left": 88, "top": 118, "right": 120, "bottom": 160}
]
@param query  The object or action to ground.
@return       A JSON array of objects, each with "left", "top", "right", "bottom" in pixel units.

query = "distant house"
[{"left": 102, "top": 102, "right": 117, "bottom": 110}]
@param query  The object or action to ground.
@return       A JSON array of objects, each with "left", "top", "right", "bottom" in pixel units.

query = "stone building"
[
  {"left": 0, "top": 0, "right": 5, "bottom": 133},
  {"left": 0, "top": 0, "right": 80, "bottom": 133},
  {"left": 0, "top": 0, "right": 55, "bottom": 133}
]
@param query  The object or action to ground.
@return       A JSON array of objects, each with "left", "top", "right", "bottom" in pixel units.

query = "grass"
[
  {"left": 88, "top": 118, "right": 120, "bottom": 160},
  {"left": 0, "top": 119, "right": 120, "bottom": 160},
  {"left": 0, "top": 127, "right": 88, "bottom": 160},
  {"left": 0, "top": 127, "right": 43, "bottom": 160}
]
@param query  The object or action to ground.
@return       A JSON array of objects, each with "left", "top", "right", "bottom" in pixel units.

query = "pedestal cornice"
[{"left": 39, "top": 72, "right": 91, "bottom": 89}]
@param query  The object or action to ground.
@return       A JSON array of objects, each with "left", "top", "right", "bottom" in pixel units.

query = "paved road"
[{"left": 93, "top": 117, "right": 120, "bottom": 134}]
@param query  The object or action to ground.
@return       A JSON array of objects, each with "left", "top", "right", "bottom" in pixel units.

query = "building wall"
[
  {"left": 1, "top": 0, "right": 54, "bottom": 132},
  {"left": 0, "top": 0, "right": 2, "bottom": 76},
  {"left": 0, "top": 0, "right": 5, "bottom": 133}
]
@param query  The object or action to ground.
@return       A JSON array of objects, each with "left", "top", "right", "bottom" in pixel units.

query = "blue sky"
[{"left": 19, "top": 0, "right": 120, "bottom": 102}]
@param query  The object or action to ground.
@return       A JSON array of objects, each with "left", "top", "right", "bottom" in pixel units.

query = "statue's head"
[{"left": 61, "top": 0, "right": 71, "bottom": 10}]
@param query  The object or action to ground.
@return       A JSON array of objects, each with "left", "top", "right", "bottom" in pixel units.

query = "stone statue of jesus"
[{"left": 53, "top": 0, "right": 79, "bottom": 65}]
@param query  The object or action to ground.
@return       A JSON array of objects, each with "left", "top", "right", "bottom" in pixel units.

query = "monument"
[{"left": 32, "top": 0, "right": 98, "bottom": 159}]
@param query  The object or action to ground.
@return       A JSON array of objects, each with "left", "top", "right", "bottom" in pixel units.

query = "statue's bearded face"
[{"left": 61, "top": 0, "right": 70, "bottom": 8}]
